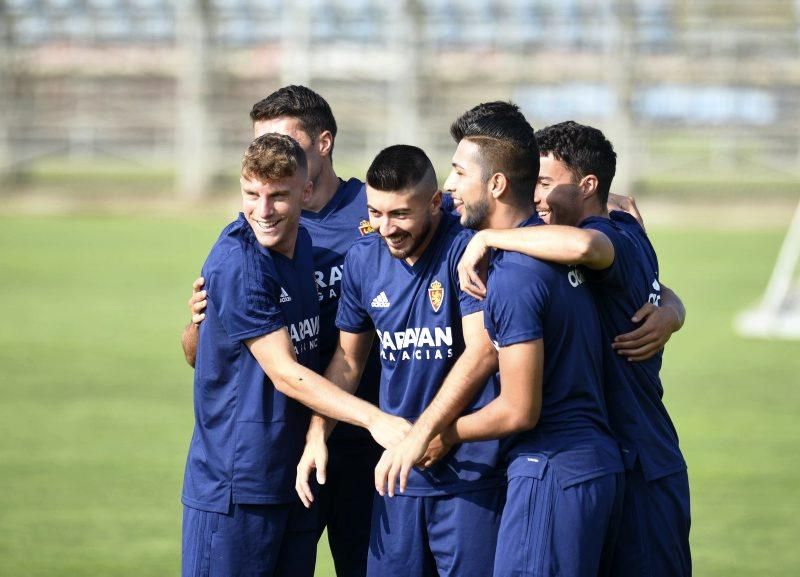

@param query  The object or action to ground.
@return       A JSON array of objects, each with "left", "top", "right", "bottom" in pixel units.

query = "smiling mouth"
[
  {"left": 385, "top": 235, "right": 408, "bottom": 247},
  {"left": 255, "top": 219, "right": 280, "bottom": 231}
]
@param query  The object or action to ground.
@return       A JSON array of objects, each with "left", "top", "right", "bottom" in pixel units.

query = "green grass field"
[{"left": 1, "top": 214, "right": 799, "bottom": 576}]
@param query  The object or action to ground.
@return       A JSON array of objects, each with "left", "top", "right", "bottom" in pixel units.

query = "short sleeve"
[
  {"left": 485, "top": 260, "right": 548, "bottom": 347},
  {"left": 580, "top": 219, "right": 633, "bottom": 290},
  {"left": 335, "top": 248, "right": 373, "bottom": 333},
  {"left": 205, "top": 246, "right": 285, "bottom": 341},
  {"left": 449, "top": 229, "right": 484, "bottom": 317}
]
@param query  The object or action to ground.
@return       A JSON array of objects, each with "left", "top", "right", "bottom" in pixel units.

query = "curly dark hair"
[
  {"left": 450, "top": 101, "right": 539, "bottom": 204},
  {"left": 535, "top": 121, "right": 616, "bottom": 205},
  {"left": 249, "top": 85, "right": 337, "bottom": 155}
]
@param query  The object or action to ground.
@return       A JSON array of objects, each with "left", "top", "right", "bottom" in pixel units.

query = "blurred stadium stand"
[{"left": 1, "top": 0, "right": 800, "bottom": 198}]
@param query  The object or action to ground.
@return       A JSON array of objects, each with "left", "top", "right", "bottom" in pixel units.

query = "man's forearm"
[
  {"left": 660, "top": 285, "right": 686, "bottom": 331},
  {"left": 181, "top": 323, "right": 199, "bottom": 368},
  {"left": 478, "top": 226, "right": 613, "bottom": 269},
  {"left": 273, "top": 361, "right": 381, "bottom": 430},
  {"left": 448, "top": 394, "right": 538, "bottom": 444},
  {"left": 409, "top": 342, "right": 498, "bottom": 443}
]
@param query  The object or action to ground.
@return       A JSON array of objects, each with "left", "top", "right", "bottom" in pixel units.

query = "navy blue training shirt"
[
  {"left": 300, "top": 178, "right": 380, "bottom": 442},
  {"left": 484, "top": 214, "right": 623, "bottom": 488},
  {"left": 182, "top": 214, "right": 320, "bottom": 513},
  {"left": 336, "top": 211, "right": 504, "bottom": 496},
  {"left": 580, "top": 211, "right": 686, "bottom": 481}
]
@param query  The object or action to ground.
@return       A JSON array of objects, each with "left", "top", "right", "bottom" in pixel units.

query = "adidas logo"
[
  {"left": 280, "top": 287, "right": 292, "bottom": 303},
  {"left": 371, "top": 291, "right": 390, "bottom": 308}
]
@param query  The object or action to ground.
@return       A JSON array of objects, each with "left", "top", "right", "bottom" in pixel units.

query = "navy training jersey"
[
  {"left": 182, "top": 214, "right": 320, "bottom": 513},
  {"left": 484, "top": 215, "right": 623, "bottom": 488},
  {"left": 300, "top": 177, "right": 380, "bottom": 442},
  {"left": 580, "top": 211, "right": 686, "bottom": 481},
  {"left": 336, "top": 212, "right": 504, "bottom": 496}
]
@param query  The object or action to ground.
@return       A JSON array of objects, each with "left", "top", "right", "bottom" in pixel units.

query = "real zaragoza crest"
[
  {"left": 428, "top": 280, "right": 444, "bottom": 312},
  {"left": 358, "top": 219, "right": 374, "bottom": 236}
]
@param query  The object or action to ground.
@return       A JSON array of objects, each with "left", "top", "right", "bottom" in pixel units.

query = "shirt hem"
[{"left": 396, "top": 475, "right": 506, "bottom": 497}]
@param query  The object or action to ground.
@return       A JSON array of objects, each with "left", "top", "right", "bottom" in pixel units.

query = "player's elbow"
[
  {"left": 580, "top": 233, "right": 613, "bottom": 269},
  {"left": 501, "top": 400, "right": 541, "bottom": 434}
]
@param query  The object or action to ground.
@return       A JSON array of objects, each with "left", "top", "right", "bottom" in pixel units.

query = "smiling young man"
[
  {"left": 184, "top": 132, "right": 417, "bottom": 577},
  {"left": 456, "top": 120, "right": 691, "bottom": 577},
  {"left": 181, "top": 86, "right": 386, "bottom": 577},
  {"left": 181, "top": 133, "right": 322, "bottom": 577},
  {"left": 376, "top": 103, "right": 626, "bottom": 577},
  {"left": 296, "top": 144, "right": 504, "bottom": 577}
]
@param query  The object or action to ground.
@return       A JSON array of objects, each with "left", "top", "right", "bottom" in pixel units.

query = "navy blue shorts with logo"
[
  {"left": 493, "top": 453, "right": 624, "bottom": 577},
  {"left": 182, "top": 501, "right": 318, "bottom": 577}
]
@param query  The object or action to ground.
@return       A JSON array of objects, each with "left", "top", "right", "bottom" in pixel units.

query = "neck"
[
  {"left": 579, "top": 198, "right": 607, "bottom": 224},
  {"left": 484, "top": 200, "right": 535, "bottom": 231},
  {"left": 404, "top": 210, "right": 443, "bottom": 266},
  {"left": 303, "top": 162, "right": 340, "bottom": 213}
]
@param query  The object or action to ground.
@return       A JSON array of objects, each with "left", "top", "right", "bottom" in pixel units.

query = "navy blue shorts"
[
  {"left": 610, "top": 464, "right": 691, "bottom": 577},
  {"left": 182, "top": 501, "right": 318, "bottom": 577},
  {"left": 367, "top": 486, "right": 505, "bottom": 577},
  {"left": 494, "top": 454, "right": 624, "bottom": 577},
  {"left": 317, "top": 438, "right": 382, "bottom": 577}
]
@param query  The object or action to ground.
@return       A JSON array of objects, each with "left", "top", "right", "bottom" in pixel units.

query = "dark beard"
[
  {"left": 461, "top": 194, "right": 490, "bottom": 230},
  {"left": 383, "top": 216, "right": 432, "bottom": 260}
]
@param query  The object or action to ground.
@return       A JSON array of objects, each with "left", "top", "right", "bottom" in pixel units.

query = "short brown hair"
[{"left": 241, "top": 133, "right": 307, "bottom": 182}]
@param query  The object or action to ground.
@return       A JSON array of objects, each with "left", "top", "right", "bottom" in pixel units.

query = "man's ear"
[
  {"left": 489, "top": 172, "right": 510, "bottom": 200},
  {"left": 302, "top": 179, "right": 313, "bottom": 204},
  {"left": 580, "top": 174, "right": 599, "bottom": 200},
  {"left": 430, "top": 189, "right": 443, "bottom": 214},
  {"left": 317, "top": 130, "right": 334, "bottom": 158}
]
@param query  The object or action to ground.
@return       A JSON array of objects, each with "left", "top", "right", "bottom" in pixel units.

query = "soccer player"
[
  {"left": 183, "top": 132, "right": 412, "bottom": 577},
  {"left": 376, "top": 103, "right": 625, "bottom": 577},
  {"left": 182, "top": 86, "right": 384, "bottom": 577},
  {"left": 297, "top": 144, "right": 505, "bottom": 577},
  {"left": 456, "top": 120, "right": 691, "bottom": 576}
]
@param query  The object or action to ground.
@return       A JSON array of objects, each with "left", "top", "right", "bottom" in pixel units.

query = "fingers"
[
  {"left": 192, "top": 277, "right": 205, "bottom": 292},
  {"left": 458, "top": 268, "right": 486, "bottom": 300},
  {"left": 295, "top": 459, "right": 315, "bottom": 508},
  {"left": 613, "top": 325, "right": 650, "bottom": 346},
  {"left": 315, "top": 452, "right": 328, "bottom": 486},
  {"left": 189, "top": 291, "right": 208, "bottom": 324},
  {"left": 630, "top": 302, "right": 656, "bottom": 324},
  {"left": 466, "top": 269, "right": 487, "bottom": 299},
  {"left": 619, "top": 342, "right": 661, "bottom": 362},
  {"left": 398, "top": 460, "right": 412, "bottom": 495},
  {"left": 374, "top": 451, "right": 390, "bottom": 496}
]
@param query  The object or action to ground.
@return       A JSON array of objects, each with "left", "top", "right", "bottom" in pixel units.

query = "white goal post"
[{"left": 736, "top": 200, "right": 800, "bottom": 339}]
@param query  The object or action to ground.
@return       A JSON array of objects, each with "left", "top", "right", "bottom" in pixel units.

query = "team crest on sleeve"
[
  {"left": 428, "top": 280, "right": 444, "bottom": 312},
  {"left": 358, "top": 219, "right": 374, "bottom": 236}
]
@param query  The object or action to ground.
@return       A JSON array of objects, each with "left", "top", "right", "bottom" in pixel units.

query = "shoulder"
[
  {"left": 497, "top": 250, "right": 558, "bottom": 278},
  {"left": 346, "top": 229, "right": 384, "bottom": 259},
  {"left": 205, "top": 216, "right": 252, "bottom": 270},
  {"left": 342, "top": 177, "right": 367, "bottom": 207}
]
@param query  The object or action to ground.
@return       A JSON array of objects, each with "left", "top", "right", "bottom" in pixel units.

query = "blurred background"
[{"left": 1, "top": 1, "right": 799, "bottom": 576}]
